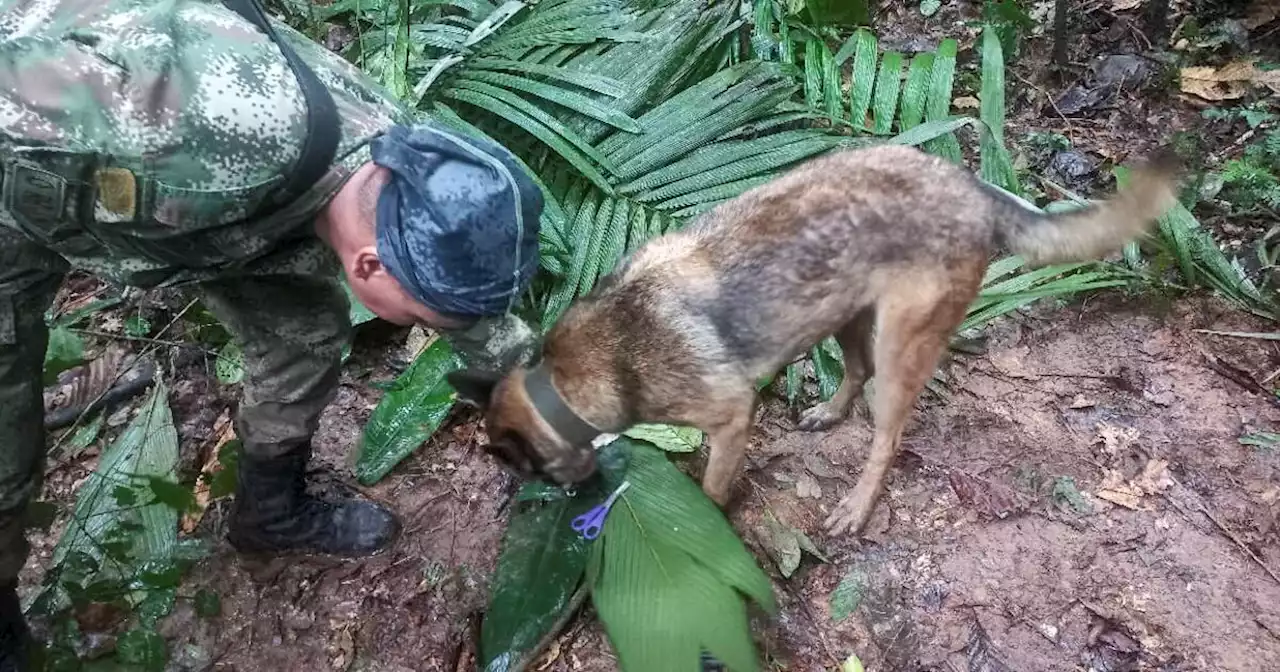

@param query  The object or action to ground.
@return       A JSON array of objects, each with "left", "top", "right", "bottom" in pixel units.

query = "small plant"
[{"left": 1218, "top": 130, "right": 1280, "bottom": 211}]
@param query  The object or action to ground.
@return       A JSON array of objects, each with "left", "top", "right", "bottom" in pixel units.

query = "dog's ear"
[{"left": 447, "top": 369, "right": 501, "bottom": 409}]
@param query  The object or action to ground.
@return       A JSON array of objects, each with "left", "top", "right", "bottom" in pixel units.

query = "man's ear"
[
  {"left": 447, "top": 369, "right": 501, "bottom": 408},
  {"left": 351, "top": 246, "right": 383, "bottom": 282}
]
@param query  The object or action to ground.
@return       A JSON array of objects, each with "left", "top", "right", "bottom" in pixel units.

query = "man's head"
[{"left": 317, "top": 121, "right": 543, "bottom": 333}]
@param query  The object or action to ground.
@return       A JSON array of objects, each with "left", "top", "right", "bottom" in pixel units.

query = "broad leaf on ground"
[
  {"left": 214, "top": 341, "right": 244, "bottom": 385},
  {"left": 481, "top": 443, "right": 630, "bottom": 671},
  {"left": 44, "top": 326, "right": 85, "bottom": 385},
  {"left": 589, "top": 439, "right": 776, "bottom": 672},
  {"left": 355, "top": 337, "right": 463, "bottom": 485},
  {"left": 623, "top": 423, "right": 704, "bottom": 453},
  {"left": 37, "top": 379, "right": 180, "bottom": 615}
]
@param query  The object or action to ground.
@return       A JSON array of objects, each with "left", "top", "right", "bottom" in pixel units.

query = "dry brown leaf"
[
  {"left": 329, "top": 625, "right": 355, "bottom": 671},
  {"left": 1133, "top": 458, "right": 1174, "bottom": 495},
  {"left": 948, "top": 469, "right": 1025, "bottom": 521},
  {"left": 1094, "top": 459, "right": 1173, "bottom": 510},
  {"left": 1181, "top": 59, "right": 1280, "bottom": 101},
  {"left": 1094, "top": 423, "right": 1140, "bottom": 458},
  {"left": 795, "top": 472, "right": 823, "bottom": 499},
  {"left": 1260, "top": 486, "right": 1280, "bottom": 505},
  {"left": 1111, "top": 0, "right": 1142, "bottom": 10},
  {"left": 1096, "top": 469, "right": 1143, "bottom": 510},
  {"left": 953, "top": 95, "right": 980, "bottom": 109},
  {"left": 1069, "top": 394, "right": 1096, "bottom": 409},
  {"left": 180, "top": 412, "right": 237, "bottom": 534},
  {"left": 535, "top": 638, "right": 562, "bottom": 670}
]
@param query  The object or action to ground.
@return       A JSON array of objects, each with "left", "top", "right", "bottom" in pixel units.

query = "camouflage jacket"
[{"left": 0, "top": 0, "right": 414, "bottom": 289}]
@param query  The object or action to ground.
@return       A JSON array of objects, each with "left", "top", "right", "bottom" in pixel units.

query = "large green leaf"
[
  {"left": 480, "top": 491, "right": 596, "bottom": 672},
  {"left": 355, "top": 338, "right": 463, "bottom": 485},
  {"left": 532, "top": 61, "right": 851, "bottom": 324},
  {"left": 590, "top": 440, "right": 777, "bottom": 672},
  {"left": 482, "top": 440, "right": 632, "bottom": 671},
  {"left": 36, "top": 378, "right": 179, "bottom": 615},
  {"left": 978, "top": 24, "right": 1019, "bottom": 195},
  {"left": 43, "top": 325, "right": 85, "bottom": 386},
  {"left": 622, "top": 423, "right": 704, "bottom": 453}
]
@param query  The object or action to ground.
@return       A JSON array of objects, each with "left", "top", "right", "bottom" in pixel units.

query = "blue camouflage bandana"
[{"left": 370, "top": 121, "right": 543, "bottom": 321}]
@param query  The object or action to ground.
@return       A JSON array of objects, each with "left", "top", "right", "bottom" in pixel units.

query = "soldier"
[{"left": 0, "top": 0, "right": 543, "bottom": 667}]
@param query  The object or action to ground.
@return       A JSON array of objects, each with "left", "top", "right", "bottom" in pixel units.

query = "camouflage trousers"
[{"left": 0, "top": 227, "right": 351, "bottom": 583}]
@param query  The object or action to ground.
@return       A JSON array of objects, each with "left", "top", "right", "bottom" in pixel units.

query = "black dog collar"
[{"left": 523, "top": 362, "right": 601, "bottom": 447}]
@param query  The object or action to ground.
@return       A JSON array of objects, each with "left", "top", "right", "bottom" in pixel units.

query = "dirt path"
[{"left": 60, "top": 291, "right": 1269, "bottom": 672}]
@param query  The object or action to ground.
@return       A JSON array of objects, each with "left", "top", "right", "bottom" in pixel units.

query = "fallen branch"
[
  {"left": 1200, "top": 351, "right": 1280, "bottom": 410},
  {"left": 1162, "top": 487, "right": 1280, "bottom": 588}
]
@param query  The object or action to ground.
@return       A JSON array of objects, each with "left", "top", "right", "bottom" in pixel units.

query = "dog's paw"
[
  {"left": 823, "top": 493, "right": 873, "bottom": 537},
  {"left": 797, "top": 402, "right": 847, "bottom": 432}
]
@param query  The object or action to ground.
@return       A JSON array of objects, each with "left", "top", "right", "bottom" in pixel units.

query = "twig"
[
  {"left": 1193, "top": 329, "right": 1280, "bottom": 341},
  {"left": 70, "top": 327, "right": 197, "bottom": 349},
  {"left": 1200, "top": 350, "right": 1280, "bottom": 410},
  {"left": 48, "top": 298, "right": 199, "bottom": 459},
  {"left": 1011, "top": 70, "right": 1071, "bottom": 124},
  {"left": 1163, "top": 491, "right": 1280, "bottom": 587},
  {"left": 1258, "top": 617, "right": 1280, "bottom": 643}
]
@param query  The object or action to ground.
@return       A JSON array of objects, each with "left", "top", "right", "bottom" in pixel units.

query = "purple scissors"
[{"left": 571, "top": 481, "right": 631, "bottom": 540}]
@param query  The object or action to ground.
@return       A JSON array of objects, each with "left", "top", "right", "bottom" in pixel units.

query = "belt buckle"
[{"left": 93, "top": 166, "right": 138, "bottom": 222}]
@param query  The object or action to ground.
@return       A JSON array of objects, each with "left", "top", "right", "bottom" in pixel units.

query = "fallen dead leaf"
[
  {"left": 1069, "top": 394, "right": 1096, "bottom": 409},
  {"left": 1094, "top": 459, "right": 1173, "bottom": 511},
  {"left": 535, "top": 638, "right": 562, "bottom": 670},
  {"left": 1260, "top": 486, "right": 1280, "bottom": 506},
  {"left": 1133, "top": 458, "right": 1174, "bottom": 494},
  {"left": 1111, "top": 0, "right": 1142, "bottom": 10},
  {"left": 953, "top": 95, "right": 980, "bottom": 109},
  {"left": 795, "top": 472, "right": 823, "bottom": 499},
  {"left": 1096, "top": 469, "right": 1143, "bottom": 510},
  {"left": 1181, "top": 59, "right": 1280, "bottom": 101},
  {"left": 329, "top": 624, "right": 355, "bottom": 671},
  {"left": 759, "top": 513, "right": 829, "bottom": 578},
  {"left": 181, "top": 413, "right": 237, "bottom": 534},
  {"left": 803, "top": 452, "right": 841, "bottom": 479},
  {"left": 1094, "top": 423, "right": 1140, "bottom": 459},
  {"left": 947, "top": 469, "right": 1025, "bottom": 521}
]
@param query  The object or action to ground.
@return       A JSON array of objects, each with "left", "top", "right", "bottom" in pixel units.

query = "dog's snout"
[{"left": 545, "top": 447, "right": 598, "bottom": 485}]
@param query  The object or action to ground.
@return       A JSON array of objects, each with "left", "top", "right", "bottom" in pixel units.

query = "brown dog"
[{"left": 448, "top": 143, "right": 1180, "bottom": 537}]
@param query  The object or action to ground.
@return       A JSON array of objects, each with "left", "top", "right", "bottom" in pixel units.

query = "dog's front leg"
[{"left": 699, "top": 400, "right": 757, "bottom": 508}]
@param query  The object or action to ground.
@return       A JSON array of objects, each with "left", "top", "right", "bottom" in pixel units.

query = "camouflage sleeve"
[{"left": 438, "top": 312, "right": 540, "bottom": 377}]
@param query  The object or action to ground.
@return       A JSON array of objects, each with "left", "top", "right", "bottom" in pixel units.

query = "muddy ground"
[{"left": 15, "top": 1, "right": 1280, "bottom": 671}]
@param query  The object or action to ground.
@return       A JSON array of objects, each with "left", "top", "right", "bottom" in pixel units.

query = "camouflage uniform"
[{"left": 0, "top": 0, "right": 530, "bottom": 587}]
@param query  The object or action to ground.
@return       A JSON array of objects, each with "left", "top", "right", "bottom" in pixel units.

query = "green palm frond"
[{"left": 530, "top": 60, "right": 856, "bottom": 327}]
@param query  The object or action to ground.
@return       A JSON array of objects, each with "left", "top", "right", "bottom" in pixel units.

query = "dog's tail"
[{"left": 990, "top": 151, "right": 1182, "bottom": 266}]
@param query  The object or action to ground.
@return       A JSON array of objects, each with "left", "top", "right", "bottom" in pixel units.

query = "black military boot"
[
  {"left": 227, "top": 444, "right": 401, "bottom": 557},
  {"left": 0, "top": 581, "right": 30, "bottom": 672}
]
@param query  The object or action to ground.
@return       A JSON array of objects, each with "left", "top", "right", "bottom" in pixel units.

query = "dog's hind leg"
[
  {"left": 823, "top": 279, "right": 976, "bottom": 537},
  {"left": 797, "top": 306, "right": 876, "bottom": 431}
]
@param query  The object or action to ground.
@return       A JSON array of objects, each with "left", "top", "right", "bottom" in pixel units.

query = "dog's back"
[{"left": 562, "top": 146, "right": 1001, "bottom": 383}]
